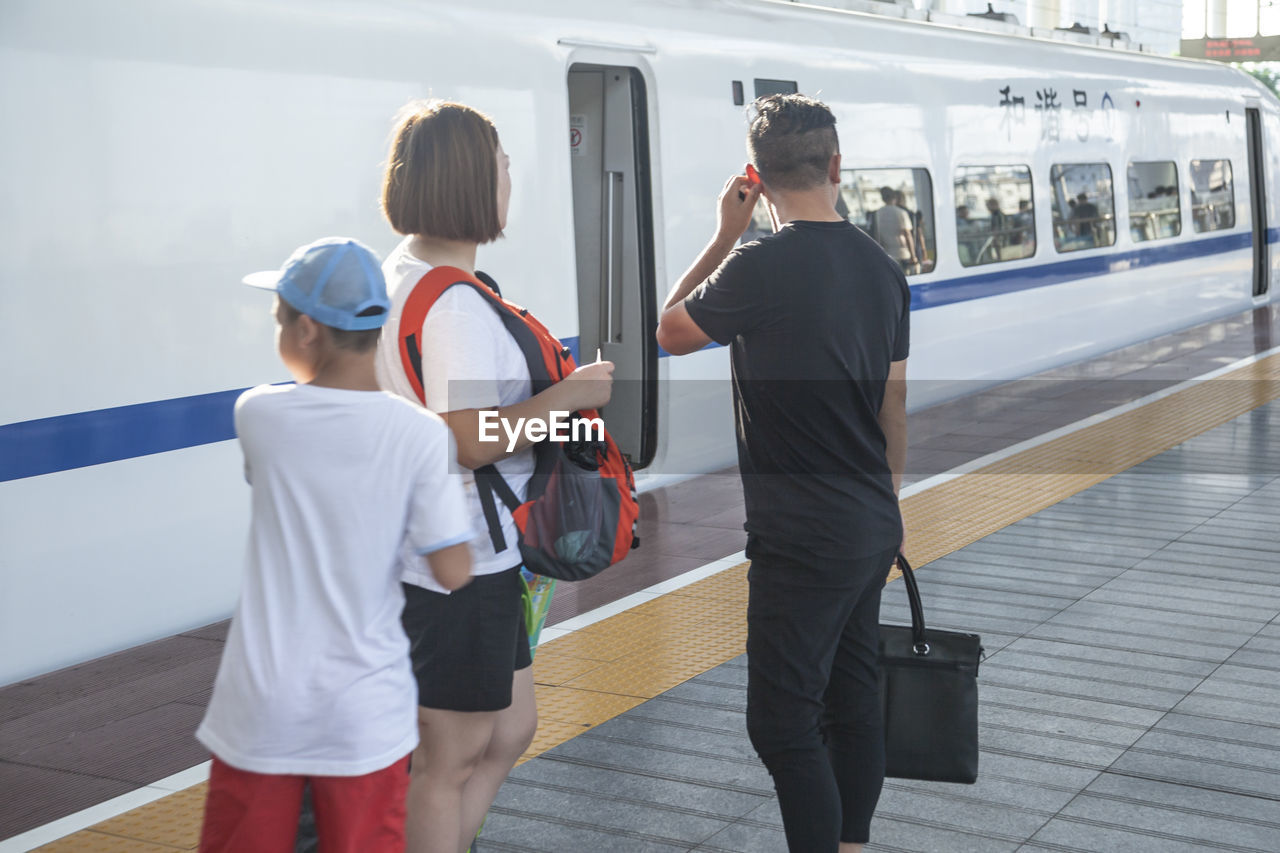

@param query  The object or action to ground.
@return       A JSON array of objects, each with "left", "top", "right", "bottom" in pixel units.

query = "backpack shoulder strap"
[
  {"left": 397, "top": 266, "right": 493, "bottom": 405},
  {"left": 398, "top": 265, "right": 560, "bottom": 554}
]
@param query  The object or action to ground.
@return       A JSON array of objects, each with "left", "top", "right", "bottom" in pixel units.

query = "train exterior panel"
[{"left": 1, "top": 0, "right": 1276, "bottom": 684}]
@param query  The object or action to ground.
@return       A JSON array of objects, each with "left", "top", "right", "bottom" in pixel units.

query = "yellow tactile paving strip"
[{"left": 34, "top": 354, "right": 1280, "bottom": 851}]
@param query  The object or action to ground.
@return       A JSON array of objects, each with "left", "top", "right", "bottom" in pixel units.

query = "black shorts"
[{"left": 401, "top": 566, "right": 532, "bottom": 712}]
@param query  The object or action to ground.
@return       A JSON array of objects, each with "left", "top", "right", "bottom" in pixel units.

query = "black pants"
[{"left": 745, "top": 545, "right": 895, "bottom": 851}]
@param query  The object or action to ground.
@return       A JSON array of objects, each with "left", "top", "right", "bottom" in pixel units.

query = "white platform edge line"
[{"left": 9, "top": 343, "right": 1278, "bottom": 850}]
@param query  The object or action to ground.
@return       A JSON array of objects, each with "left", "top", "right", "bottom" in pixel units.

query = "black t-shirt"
[{"left": 685, "top": 220, "right": 910, "bottom": 562}]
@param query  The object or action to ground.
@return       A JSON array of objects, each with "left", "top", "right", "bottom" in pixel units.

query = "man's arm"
[
  {"left": 656, "top": 174, "right": 761, "bottom": 356},
  {"left": 879, "top": 358, "right": 908, "bottom": 552},
  {"left": 878, "top": 359, "right": 908, "bottom": 497}
]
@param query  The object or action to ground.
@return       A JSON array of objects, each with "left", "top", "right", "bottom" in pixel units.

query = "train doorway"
[
  {"left": 1246, "top": 107, "right": 1270, "bottom": 297},
  {"left": 568, "top": 64, "right": 658, "bottom": 468}
]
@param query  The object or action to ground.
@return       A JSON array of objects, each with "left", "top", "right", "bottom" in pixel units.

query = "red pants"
[{"left": 199, "top": 754, "right": 410, "bottom": 853}]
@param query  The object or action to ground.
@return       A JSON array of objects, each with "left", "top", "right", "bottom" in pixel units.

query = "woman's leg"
[
  {"left": 405, "top": 706, "right": 500, "bottom": 853},
  {"left": 457, "top": 665, "right": 538, "bottom": 843}
]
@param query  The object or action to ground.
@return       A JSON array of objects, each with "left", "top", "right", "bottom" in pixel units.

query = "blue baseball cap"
[{"left": 243, "top": 237, "right": 390, "bottom": 331}]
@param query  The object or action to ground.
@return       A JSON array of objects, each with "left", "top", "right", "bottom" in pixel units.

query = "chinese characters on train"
[{"left": 999, "top": 85, "right": 1116, "bottom": 142}]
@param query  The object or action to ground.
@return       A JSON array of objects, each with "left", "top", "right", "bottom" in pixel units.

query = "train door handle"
[{"left": 603, "top": 170, "right": 624, "bottom": 344}]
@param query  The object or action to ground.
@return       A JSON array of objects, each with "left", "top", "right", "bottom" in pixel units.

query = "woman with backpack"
[{"left": 374, "top": 99, "right": 614, "bottom": 853}]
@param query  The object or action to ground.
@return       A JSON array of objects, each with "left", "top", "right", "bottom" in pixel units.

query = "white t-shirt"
[
  {"left": 376, "top": 238, "right": 535, "bottom": 585},
  {"left": 195, "top": 383, "right": 472, "bottom": 776},
  {"left": 874, "top": 205, "right": 914, "bottom": 261}
]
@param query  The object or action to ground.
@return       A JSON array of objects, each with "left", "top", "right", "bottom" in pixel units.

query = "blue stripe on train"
[
  {"left": 1, "top": 337, "right": 575, "bottom": 482},
  {"left": 910, "top": 232, "right": 1253, "bottom": 310},
  {"left": 1, "top": 390, "right": 242, "bottom": 481},
  {"left": 1, "top": 232, "right": 1273, "bottom": 481}
]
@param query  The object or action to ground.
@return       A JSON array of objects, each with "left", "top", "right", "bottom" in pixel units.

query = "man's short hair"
[
  {"left": 382, "top": 100, "right": 503, "bottom": 243},
  {"left": 279, "top": 300, "right": 381, "bottom": 353},
  {"left": 747, "top": 94, "right": 839, "bottom": 191}
]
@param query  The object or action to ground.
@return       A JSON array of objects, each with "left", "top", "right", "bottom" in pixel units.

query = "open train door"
[
  {"left": 1246, "top": 106, "right": 1270, "bottom": 297},
  {"left": 568, "top": 64, "right": 658, "bottom": 468}
]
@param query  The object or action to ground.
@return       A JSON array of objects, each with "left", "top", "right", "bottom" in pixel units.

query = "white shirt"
[
  {"left": 376, "top": 238, "right": 535, "bottom": 585},
  {"left": 196, "top": 384, "right": 472, "bottom": 776},
  {"left": 874, "top": 204, "right": 914, "bottom": 261}
]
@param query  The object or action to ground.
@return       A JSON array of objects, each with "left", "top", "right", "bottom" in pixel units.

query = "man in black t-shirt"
[{"left": 657, "top": 95, "right": 908, "bottom": 853}]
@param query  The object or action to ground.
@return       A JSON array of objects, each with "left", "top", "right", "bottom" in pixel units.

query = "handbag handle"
[{"left": 896, "top": 553, "right": 931, "bottom": 656}]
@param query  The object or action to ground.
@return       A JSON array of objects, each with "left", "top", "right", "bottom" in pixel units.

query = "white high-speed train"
[{"left": 2, "top": 0, "right": 1276, "bottom": 684}]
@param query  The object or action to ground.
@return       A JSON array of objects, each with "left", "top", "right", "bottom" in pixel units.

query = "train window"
[
  {"left": 754, "top": 78, "right": 798, "bottom": 98},
  {"left": 1127, "top": 161, "right": 1181, "bottom": 242},
  {"left": 1189, "top": 159, "right": 1235, "bottom": 233},
  {"left": 953, "top": 165, "right": 1035, "bottom": 266},
  {"left": 1050, "top": 164, "right": 1116, "bottom": 253},
  {"left": 839, "top": 168, "right": 936, "bottom": 275}
]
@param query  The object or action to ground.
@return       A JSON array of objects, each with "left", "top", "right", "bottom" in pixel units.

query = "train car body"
[{"left": 2, "top": 0, "right": 1276, "bottom": 684}]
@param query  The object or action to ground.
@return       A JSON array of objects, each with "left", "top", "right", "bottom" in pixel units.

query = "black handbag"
[{"left": 879, "top": 553, "right": 984, "bottom": 783}]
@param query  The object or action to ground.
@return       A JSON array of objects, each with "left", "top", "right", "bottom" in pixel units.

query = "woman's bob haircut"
[{"left": 382, "top": 100, "right": 503, "bottom": 243}]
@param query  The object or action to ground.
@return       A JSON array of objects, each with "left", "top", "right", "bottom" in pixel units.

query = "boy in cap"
[{"left": 196, "top": 237, "right": 474, "bottom": 853}]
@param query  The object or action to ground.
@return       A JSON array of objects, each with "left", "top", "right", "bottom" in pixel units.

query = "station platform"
[{"left": 2, "top": 303, "right": 1278, "bottom": 852}]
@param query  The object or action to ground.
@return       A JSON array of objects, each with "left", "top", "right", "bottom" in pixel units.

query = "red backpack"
[{"left": 396, "top": 266, "right": 639, "bottom": 581}]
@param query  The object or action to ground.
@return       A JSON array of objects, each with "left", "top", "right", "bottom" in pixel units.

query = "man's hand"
[{"left": 717, "top": 174, "right": 763, "bottom": 242}]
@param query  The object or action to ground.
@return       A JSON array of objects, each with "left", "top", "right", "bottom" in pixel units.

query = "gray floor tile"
[
  {"left": 1084, "top": 771, "right": 1280, "bottom": 825},
  {"left": 981, "top": 667, "right": 1188, "bottom": 710},
  {"left": 1224, "top": 648, "right": 1280, "bottom": 669},
  {"left": 1094, "top": 576, "right": 1280, "bottom": 611},
  {"left": 1171, "top": 692, "right": 1280, "bottom": 727},
  {"left": 628, "top": 698, "right": 744, "bottom": 733},
  {"left": 1038, "top": 612, "right": 1255, "bottom": 651},
  {"left": 866, "top": 815, "right": 1025, "bottom": 853},
  {"left": 491, "top": 781, "right": 733, "bottom": 844},
  {"left": 1152, "top": 542, "right": 1280, "bottom": 573},
  {"left": 1186, "top": 675, "right": 1280, "bottom": 707},
  {"left": 981, "top": 684, "right": 1169, "bottom": 726},
  {"left": 888, "top": 775, "right": 1080, "bottom": 813},
  {"left": 584, "top": 718, "right": 758, "bottom": 762},
  {"left": 1107, "top": 750, "right": 1280, "bottom": 799},
  {"left": 1024, "top": 623, "right": 1233, "bottom": 662},
  {"left": 661, "top": 681, "right": 747, "bottom": 710},
  {"left": 956, "top": 540, "right": 1140, "bottom": 570},
  {"left": 1212, "top": 663, "right": 1280, "bottom": 683},
  {"left": 883, "top": 592, "right": 1060, "bottom": 628},
  {"left": 889, "top": 581, "right": 1075, "bottom": 612},
  {"left": 981, "top": 530, "right": 1161, "bottom": 562},
  {"left": 505, "top": 756, "right": 769, "bottom": 819},
  {"left": 1056, "top": 600, "right": 1265, "bottom": 635},
  {"left": 978, "top": 705, "right": 1148, "bottom": 748},
  {"left": 999, "top": 637, "right": 1220, "bottom": 676},
  {"left": 694, "top": 817, "right": 787, "bottom": 853},
  {"left": 978, "top": 726, "right": 1126, "bottom": 768},
  {"left": 973, "top": 750, "right": 1104, "bottom": 789},
  {"left": 1027, "top": 817, "right": 1236, "bottom": 853},
  {"left": 1057, "top": 794, "right": 1280, "bottom": 850},
  {"left": 1082, "top": 588, "right": 1279, "bottom": 622},
  {"left": 1153, "top": 711, "right": 1280, "bottom": 749},
  {"left": 479, "top": 810, "right": 695, "bottom": 852},
  {"left": 1128, "top": 729, "right": 1280, "bottom": 772},
  {"left": 984, "top": 650, "right": 1205, "bottom": 691},
  {"left": 546, "top": 738, "right": 774, "bottom": 794}
]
